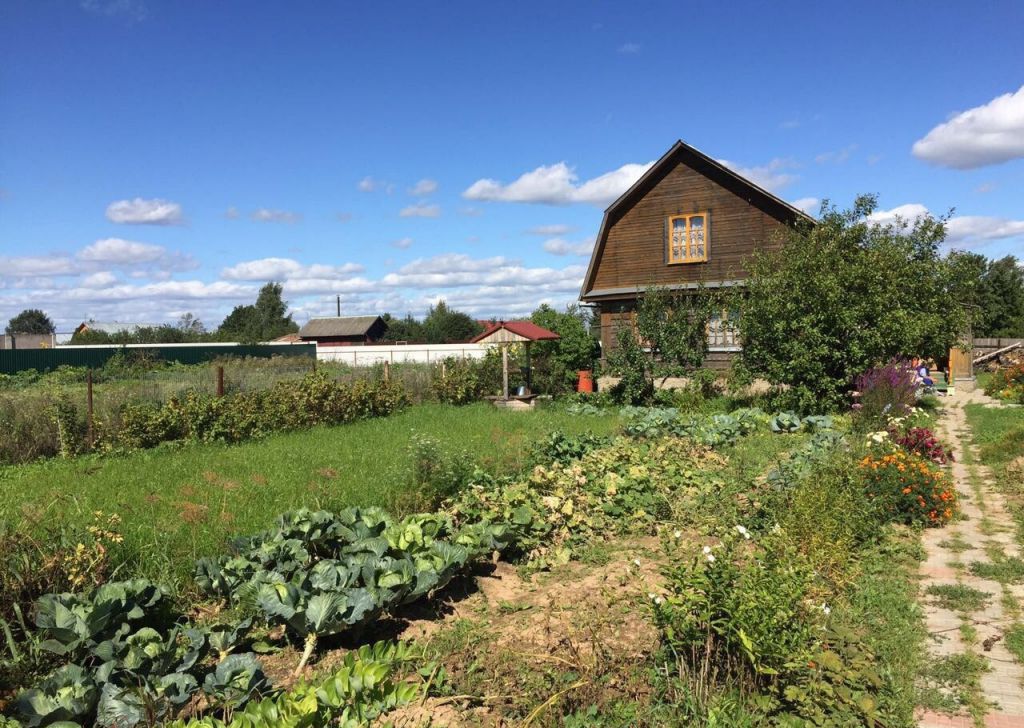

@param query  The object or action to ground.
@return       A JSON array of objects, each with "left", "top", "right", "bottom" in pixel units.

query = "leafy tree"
[
  {"left": 6, "top": 308, "right": 55, "bottom": 335},
  {"left": 606, "top": 286, "right": 717, "bottom": 404},
  {"left": 975, "top": 255, "right": 1024, "bottom": 337},
  {"left": 529, "top": 304, "right": 600, "bottom": 393},
  {"left": 381, "top": 313, "right": 424, "bottom": 342},
  {"left": 217, "top": 282, "right": 299, "bottom": 342},
  {"left": 177, "top": 313, "right": 207, "bottom": 336},
  {"left": 735, "top": 194, "right": 969, "bottom": 412},
  {"left": 421, "top": 301, "right": 482, "bottom": 343}
]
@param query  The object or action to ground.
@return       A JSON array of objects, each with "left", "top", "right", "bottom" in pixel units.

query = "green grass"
[
  {"left": 0, "top": 402, "right": 618, "bottom": 588},
  {"left": 924, "top": 583, "right": 991, "bottom": 613},
  {"left": 965, "top": 403, "right": 1024, "bottom": 546},
  {"left": 968, "top": 556, "right": 1024, "bottom": 584},
  {"left": 1005, "top": 623, "right": 1024, "bottom": 664},
  {"left": 840, "top": 527, "right": 927, "bottom": 725}
]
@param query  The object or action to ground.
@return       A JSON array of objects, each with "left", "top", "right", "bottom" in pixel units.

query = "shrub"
[
  {"left": 852, "top": 359, "right": 918, "bottom": 431},
  {"left": 984, "top": 360, "right": 1024, "bottom": 403},
  {"left": 653, "top": 533, "right": 817, "bottom": 706},
  {"left": 428, "top": 353, "right": 502, "bottom": 405},
  {"left": 408, "top": 434, "right": 477, "bottom": 507},
  {"left": 890, "top": 426, "right": 953, "bottom": 464},
  {"left": 858, "top": 450, "right": 956, "bottom": 526}
]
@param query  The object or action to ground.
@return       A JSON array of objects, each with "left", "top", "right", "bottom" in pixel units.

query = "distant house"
[
  {"left": 74, "top": 321, "right": 155, "bottom": 337},
  {"left": 298, "top": 316, "right": 387, "bottom": 346},
  {"left": 579, "top": 139, "right": 813, "bottom": 368}
]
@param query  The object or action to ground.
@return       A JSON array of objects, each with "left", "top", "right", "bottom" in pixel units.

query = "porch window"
[{"left": 668, "top": 212, "right": 709, "bottom": 264}]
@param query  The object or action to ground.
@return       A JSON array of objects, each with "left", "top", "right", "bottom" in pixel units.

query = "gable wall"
[{"left": 590, "top": 161, "right": 791, "bottom": 293}]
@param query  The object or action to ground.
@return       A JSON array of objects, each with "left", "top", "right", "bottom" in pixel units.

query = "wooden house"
[
  {"left": 298, "top": 316, "right": 387, "bottom": 346},
  {"left": 579, "top": 140, "right": 813, "bottom": 368}
]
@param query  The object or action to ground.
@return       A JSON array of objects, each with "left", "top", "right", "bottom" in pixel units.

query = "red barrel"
[{"left": 577, "top": 370, "right": 594, "bottom": 393}]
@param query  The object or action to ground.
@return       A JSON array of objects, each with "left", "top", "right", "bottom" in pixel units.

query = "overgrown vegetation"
[{"left": 736, "top": 195, "right": 969, "bottom": 412}]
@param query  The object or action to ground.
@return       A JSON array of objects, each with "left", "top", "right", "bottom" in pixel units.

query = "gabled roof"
[
  {"left": 471, "top": 320, "right": 560, "bottom": 343},
  {"left": 580, "top": 140, "right": 815, "bottom": 300},
  {"left": 298, "top": 315, "right": 383, "bottom": 338}
]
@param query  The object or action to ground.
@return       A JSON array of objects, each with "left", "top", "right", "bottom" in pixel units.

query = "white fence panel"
[{"left": 316, "top": 343, "right": 489, "bottom": 366}]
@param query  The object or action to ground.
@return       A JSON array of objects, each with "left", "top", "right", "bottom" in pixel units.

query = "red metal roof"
[{"left": 471, "top": 320, "right": 560, "bottom": 343}]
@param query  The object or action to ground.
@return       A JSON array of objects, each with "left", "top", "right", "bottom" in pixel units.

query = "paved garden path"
[{"left": 918, "top": 387, "right": 1024, "bottom": 728}]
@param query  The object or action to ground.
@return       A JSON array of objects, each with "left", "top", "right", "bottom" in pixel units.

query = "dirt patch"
[{"left": 389, "top": 537, "right": 667, "bottom": 726}]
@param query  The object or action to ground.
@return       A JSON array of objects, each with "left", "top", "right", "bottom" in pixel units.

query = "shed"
[
  {"left": 298, "top": 316, "right": 387, "bottom": 346},
  {"left": 472, "top": 320, "right": 560, "bottom": 401}
]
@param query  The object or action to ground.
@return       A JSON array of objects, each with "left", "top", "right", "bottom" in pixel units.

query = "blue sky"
[{"left": 2, "top": 0, "right": 1023, "bottom": 331}]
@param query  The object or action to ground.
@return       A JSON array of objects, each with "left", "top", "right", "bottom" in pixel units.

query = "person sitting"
[{"left": 911, "top": 356, "right": 935, "bottom": 388}]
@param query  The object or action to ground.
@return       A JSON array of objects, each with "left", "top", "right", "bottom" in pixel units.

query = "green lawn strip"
[
  {"left": 964, "top": 403, "right": 1024, "bottom": 545},
  {"left": 0, "top": 402, "right": 618, "bottom": 588},
  {"left": 838, "top": 528, "right": 927, "bottom": 726}
]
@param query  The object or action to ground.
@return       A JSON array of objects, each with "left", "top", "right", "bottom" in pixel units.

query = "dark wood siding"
[
  {"left": 597, "top": 306, "right": 735, "bottom": 370},
  {"left": 591, "top": 161, "right": 790, "bottom": 292}
]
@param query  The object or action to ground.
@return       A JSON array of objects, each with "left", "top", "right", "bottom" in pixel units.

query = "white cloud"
[
  {"left": 105, "top": 197, "right": 183, "bottom": 225},
  {"left": 814, "top": 144, "right": 857, "bottom": 164},
  {"left": 225, "top": 206, "right": 240, "bottom": 219},
  {"left": 221, "top": 257, "right": 364, "bottom": 281},
  {"left": 528, "top": 224, "right": 574, "bottom": 236},
  {"left": 251, "top": 208, "right": 301, "bottom": 224},
  {"left": 868, "top": 203, "right": 1024, "bottom": 249},
  {"left": 543, "top": 238, "right": 594, "bottom": 256},
  {"left": 718, "top": 158, "right": 797, "bottom": 193},
  {"left": 79, "top": 237, "right": 165, "bottom": 264},
  {"left": 358, "top": 176, "right": 392, "bottom": 193},
  {"left": 380, "top": 253, "right": 585, "bottom": 290},
  {"left": 408, "top": 179, "right": 438, "bottom": 196},
  {"left": 791, "top": 197, "right": 820, "bottom": 215},
  {"left": 866, "top": 204, "right": 931, "bottom": 227},
  {"left": 947, "top": 216, "right": 1024, "bottom": 244},
  {"left": 0, "top": 255, "right": 76, "bottom": 277},
  {"left": 464, "top": 160, "right": 653, "bottom": 206},
  {"left": 617, "top": 42, "right": 641, "bottom": 54},
  {"left": 912, "top": 85, "right": 1024, "bottom": 169},
  {"left": 81, "top": 272, "right": 118, "bottom": 288},
  {"left": 391, "top": 237, "right": 414, "bottom": 249},
  {"left": 399, "top": 202, "right": 441, "bottom": 218}
]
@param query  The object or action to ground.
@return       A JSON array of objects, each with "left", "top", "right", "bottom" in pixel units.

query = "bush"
[
  {"left": 858, "top": 450, "right": 956, "bottom": 526},
  {"left": 852, "top": 359, "right": 918, "bottom": 431},
  {"left": 890, "top": 426, "right": 953, "bottom": 464},
  {"left": 408, "top": 434, "right": 477, "bottom": 508},
  {"left": 985, "top": 360, "right": 1024, "bottom": 403},
  {"left": 653, "top": 533, "right": 818, "bottom": 706},
  {"left": 428, "top": 353, "right": 503, "bottom": 405}
]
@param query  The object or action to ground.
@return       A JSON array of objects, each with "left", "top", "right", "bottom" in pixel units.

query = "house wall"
[
  {"left": 596, "top": 306, "right": 737, "bottom": 371},
  {"left": 590, "top": 161, "right": 791, "bottom": 292}
]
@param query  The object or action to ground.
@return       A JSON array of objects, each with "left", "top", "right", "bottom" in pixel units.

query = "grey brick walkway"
[{"left": 918, "top": 386, "right": 1024, "bottom": 727}]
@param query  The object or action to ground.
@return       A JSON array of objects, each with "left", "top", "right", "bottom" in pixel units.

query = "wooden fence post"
[
  {"left": 383, "top": 360, "right": 390, "bottom": 382},
  {"left": 216, "top": 365, "right": 225, "bottom": 397},
  {"left": 86, "top": 370, "right": 94, "bottom": 448}
]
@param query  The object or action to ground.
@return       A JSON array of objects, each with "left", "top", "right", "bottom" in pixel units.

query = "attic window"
[{"left": 668, "top": 213, "right": 708, "bottom": 264}]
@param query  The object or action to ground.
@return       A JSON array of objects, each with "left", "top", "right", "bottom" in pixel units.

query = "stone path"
[{"left": 918, "top": 386, "right": 1024, "bottom": 728}]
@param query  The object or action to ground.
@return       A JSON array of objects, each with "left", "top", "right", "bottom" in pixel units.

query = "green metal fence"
[{"left": 0, "top": 344, "right": 316, "bottom": 375}]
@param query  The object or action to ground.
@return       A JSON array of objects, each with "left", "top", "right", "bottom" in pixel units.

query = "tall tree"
[
  {"left": 735, "top": 194, "right": 969, "bottom": 412},
  {"left": 421, "top": 301, "right": 482, "bottom": 343},
  {"left": 977, "top": 256, "right": 1024, "bottom": 337},
  {"left": 529, "top": 304, "right": 601, "bottom": 393},
  {"left": 217, "top": 282, "right": 298, "bottom": 342},
  {"left": 6, "top": 309, "right": 56, "bottom": 335},
  {"left": 381, "top": 313, "right": 424, "bottom": 342}
]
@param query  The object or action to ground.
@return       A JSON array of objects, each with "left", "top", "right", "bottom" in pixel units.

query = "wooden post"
[
  {"left": 502, "top": 344, "right": 509, "bottom": 400},
  {"left": 525, "top": 342, "right": 532, "bottom": 393},
  {"left": 86, "top": 370, "right": 94, "bottom": 448},
  {"left": 441, "top": 360, "right": 447, "bottom": 379},
  {"left": 216, "top": 365, "right": 225, "bottom": 397},
  {"left": 383, "top": 360, "right": 390, "bottom": 383}
]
